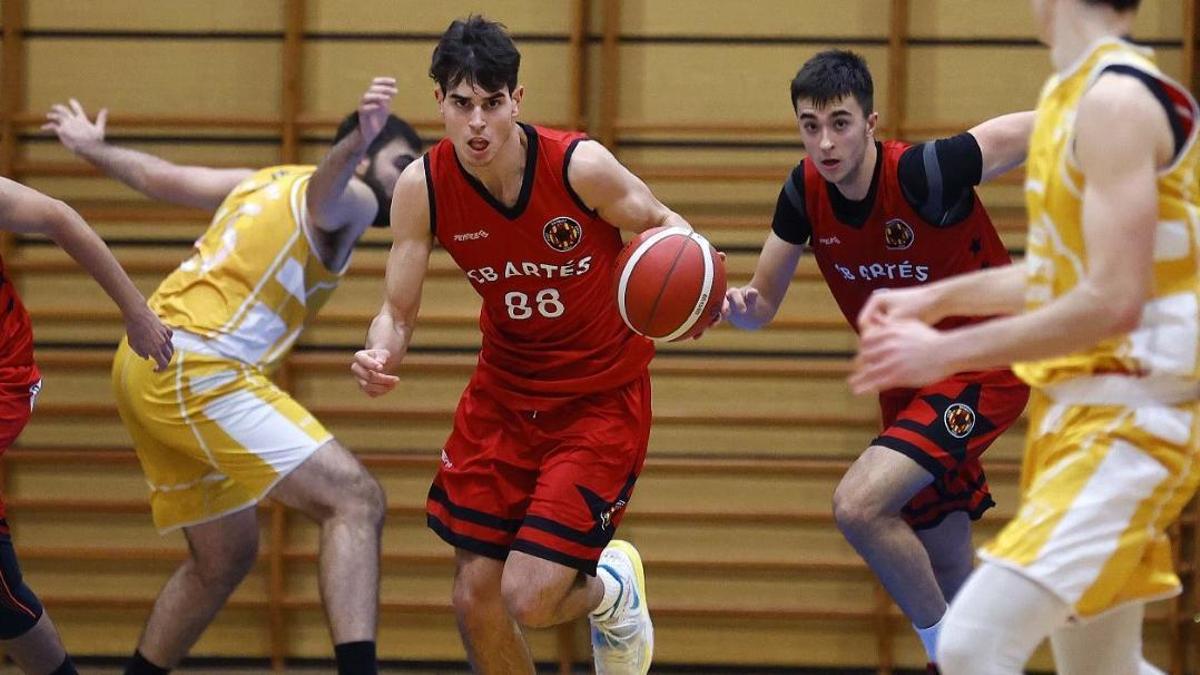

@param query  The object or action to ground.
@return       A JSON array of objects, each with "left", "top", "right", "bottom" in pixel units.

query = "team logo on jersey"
[
  {"left": 943, "top": 403, "right": 976, "bottom": 439},
  {"left": 884, "top": 218, "right": 915, "bottom": 250},
  {"left": 543, "top": 217, "right": 583, "bottom": 252}
]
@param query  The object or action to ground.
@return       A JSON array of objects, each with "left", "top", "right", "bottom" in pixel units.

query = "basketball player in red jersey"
[
  {"left": 722, "top": 51, "right": 1033, "bottom": 671},
  {"left": 0, "top": 178, "right": 172, "bottom": 674},
  {"left": 351, "top": 15, "right": 708, "bottom": 675}
]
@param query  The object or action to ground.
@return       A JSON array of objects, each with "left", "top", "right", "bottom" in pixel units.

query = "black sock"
[
  {"left": 124, "top": 650, "right": 170, "bottom": 675},
  {"left": 334, "top": 640, "right": 377, "bottom": 675},
  {"left": 50, "top": 654, "right": 77, "bottom": 675}
]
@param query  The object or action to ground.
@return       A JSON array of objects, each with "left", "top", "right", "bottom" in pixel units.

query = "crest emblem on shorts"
[
  {"left": 543, "top": 216, "right": 582, "bottom": 252},
  {"left": 884, "top": 218, "right": 915, "bottom": 250},
  {"left": 943, "top": 403, "right": 976, "bottom": 439}
]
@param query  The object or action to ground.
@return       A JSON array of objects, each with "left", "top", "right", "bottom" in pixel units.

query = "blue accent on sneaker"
[{"left": 595, "top": 563, "right": 625, "bottom": 622}]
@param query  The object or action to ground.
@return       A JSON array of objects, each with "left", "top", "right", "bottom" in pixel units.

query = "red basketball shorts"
[
  {"left": 0, "top": 365, "right": 42, "bottom": 520},
  {"left": 427, "top": 371, "right": 652, "bottom": 575},
  {"left": 875, "top": 369, "right": 1029, "bottom": 530}
]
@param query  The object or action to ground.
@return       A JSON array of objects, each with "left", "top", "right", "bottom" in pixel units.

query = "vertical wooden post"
[
  {"left": 885, "top": 0, "right": 909, "bottom": 140},
  {"left": 1, "top": 0, "right": 27, "bottom": 265},
  {"left": 1185, "top": 497, "right": 1195, "bottom": 672},
  {"left": 873, "top": 581, "right": 894, "bottom": 675},
  {"left": 280, "top": 0, "right": 306, "bottom": 165},
  {"left": 1185, "top": 0, "right": 1199, "bottom": 96},
  {"left": 568, "top": 0, "right": 591, "bottom": 132},
  {"left": 597, "top": 0, "right": 621, "bottom": 148},
  {"left": 270, "top": 5, "right": 307, "bottom": 668}
]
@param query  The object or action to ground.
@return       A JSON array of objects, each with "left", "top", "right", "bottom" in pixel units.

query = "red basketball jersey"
[
  {"left": 0, "top": 255, "right": 36, "bottom": 373},
  {"left": 426, "top": 123, "right": 654, "bottom": 408},
  {"left": 804, "top": 140, "right": 1011, "bottom": 330}
]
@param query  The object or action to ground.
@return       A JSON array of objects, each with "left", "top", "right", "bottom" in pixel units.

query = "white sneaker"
[{"left": 589, "top": 540, "right": 653, "bottom": 675}]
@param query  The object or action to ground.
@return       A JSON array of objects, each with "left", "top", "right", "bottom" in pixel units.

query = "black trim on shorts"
[
  {"left": 562, "top": 138, "right": 599, "bottom": 217},
  {"left": 511, "top": 538, "right": 599, "bottom": 576},
  {"left": 872, "top": 434, "right": 948, "bottom": 479},
  {"left": 426, "top": 515, "right": 510, "bottom": 561},
  {"left": 906, "top": 494, "right": 996, "bottom": 531},
  {"left": 522, "top": 514, "right": 609, "bottom": 548},
  {"left": 427, "top": 485, "right": 522, "bottom": 533},
  {"left": 422, "top": 154, "right": 438, "bottom": 236}
]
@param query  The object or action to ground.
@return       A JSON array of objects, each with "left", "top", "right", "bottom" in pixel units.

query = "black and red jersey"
[
  {"left": 775, "top": 139, "right": 1011, "bottom": 330},
  {"left": 425, "top": 123, "right": 654, "bottom": 409}
]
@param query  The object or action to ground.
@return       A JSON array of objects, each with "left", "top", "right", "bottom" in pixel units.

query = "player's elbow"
[
  {"left": 39, "top": 199, "right": 83, "bottom": 240},
  {"left": 1108, "top": 296, "right": 1144, "bottom": 335}
]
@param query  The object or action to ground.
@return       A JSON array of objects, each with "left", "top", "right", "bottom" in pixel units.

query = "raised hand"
[
  {"left": 43, "top": 98, "right": 108, "bottom": 154},
  {"left": 124, "top": 305, "right": 174, "bottom": 371},
  {"left": 352, "top": 348, "right": 400, "bottom": 397},
  {"left": 358, "top": 77, "right": 399, "bottom": 148}
]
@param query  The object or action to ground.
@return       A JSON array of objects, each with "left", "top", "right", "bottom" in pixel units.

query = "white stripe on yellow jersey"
[{"left": 150, "top": 166, "right": 346, "bottom": 372}]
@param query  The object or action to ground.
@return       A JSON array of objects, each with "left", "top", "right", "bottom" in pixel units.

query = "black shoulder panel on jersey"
[
  {"left": 1100, "top": 64, "right": 1188, "bottom": 158},
  {"left": 423, "top": 153, "right": 437, "bottom": 236},
  {"left": 562, "top": 138, "right": 599, "bottom": 217}
]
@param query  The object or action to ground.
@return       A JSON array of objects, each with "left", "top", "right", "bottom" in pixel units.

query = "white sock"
[
  {"left": 915, "top": 612, "right": 946, "bottom": 662},
  {"left": 590, "top": 563, "right": 625, "bottom": 622}
]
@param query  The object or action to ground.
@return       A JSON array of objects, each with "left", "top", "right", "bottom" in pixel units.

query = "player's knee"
[
  {"left": 343, "top": 471, "right": 387, "bottom": 531},
  {"left": 500, "top": 582, "right": 557, "bottom": 629},
  {"left": 832, "top": 484, "right": 884, "bottom": 539},
  {"left": 191, "top": 539, "right": 258, "bottom": 590}
]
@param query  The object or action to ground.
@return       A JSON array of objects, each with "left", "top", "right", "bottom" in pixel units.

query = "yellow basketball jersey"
[
  {"left": 1014, "top": 38, "right": 1200, "bottom": 389},
  {"left": 150, "top": 166, "right": 345, "bottom": 371}
]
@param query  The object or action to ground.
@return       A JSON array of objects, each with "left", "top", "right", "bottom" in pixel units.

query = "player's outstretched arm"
[
  {"left": 856, "top": 263, "right": 1027, "bottom": 331},
  {"left": 353, "top": 161, "right": 432, "bottom": 398},
  {"left": 969, "top": 110, "right": 1036, "bottom": 183},
  {"left": 566, "top": 140, "right": 692, "bottom": 233},
  {"left": 0, "top": 178, "right": 173, "bottom": 369},
  {"left": 306, "top": 77, "right": 397, "bottom": 234},
  {"left": 43, "top": 98, "right": 252, "bottom": 211},
  {"left": 724, "top": 232, "right": 803, "bottom": 330},
  {"left": 850, "top": 75, "right": 1164, "bottom": 395}
]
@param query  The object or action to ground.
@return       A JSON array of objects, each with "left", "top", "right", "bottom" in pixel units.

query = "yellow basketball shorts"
[
  {"left": 112, "top": 338, "right": 331, "bottom": 532},
  {"left": 981, "top": 388, "right": 1200, "bottom": 618}
]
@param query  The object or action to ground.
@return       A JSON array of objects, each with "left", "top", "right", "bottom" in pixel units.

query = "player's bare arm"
[
  {"left": 567, "top": 140, "right": 692, "bottom": 234},
  {"left": 353, "top": 161, "right": 432, "bottom": 397},
  {"left": 856, "top": 263, "right": 1027, "bottom": 331},
  {"left": 724, "top": 232, "right": 804, "bottom": 330},
  {"left": 307, "top": 77, "right": 397, "bottom": 235},
  {"left": 968, "top": 110, "right": 1036, "bottom": 182},
  {"left": 850, "top": 74, "right": 1166, "bottom": 394},
  {"left": 44, "top": 98, "right": 252, "bottom": 211},
  {"left": 0, "top": 178, "right": 174, "bottom": 370}
]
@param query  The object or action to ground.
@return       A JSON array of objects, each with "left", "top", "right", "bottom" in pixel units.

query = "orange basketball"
[{"left": 613, "top": 226, "right": 726, "bottom": 341}]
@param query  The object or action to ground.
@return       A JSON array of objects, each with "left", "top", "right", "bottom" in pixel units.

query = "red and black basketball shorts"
[
  {"left": 875, "top": 369, "right": 1029, "bottom": 530},
  {"left": 427, "top": 372, "right": 652, "bottom": 575},
  {"left": 0, "top": 366, "right": 41, "bottom": 520}
]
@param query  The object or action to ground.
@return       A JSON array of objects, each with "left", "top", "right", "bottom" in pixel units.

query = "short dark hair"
[
  {"left": 333, "top": 113, "right": 422, "bottom": 157},
  {"left": 429, "top": 15, "right": 521, "bottom": 94},
  {"left": 1083, "top": 0, "right": 1140, "bottom": 10},
  {"left": 790, "top": 50, "right": 874, "bottom": 114}
]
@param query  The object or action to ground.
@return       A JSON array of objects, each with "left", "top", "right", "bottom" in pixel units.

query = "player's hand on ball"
[
  {"left": 124, "top": 306, "right": 174, "bottom": 371},
  {"left": 848, "top": 318, "right": 950, "bottom": 394},
  {"left": 43, "top": 99, "right": 107, "bottom": 154},
  {"left": 352, "top": 348, "right": 400, "bottom": 397}
]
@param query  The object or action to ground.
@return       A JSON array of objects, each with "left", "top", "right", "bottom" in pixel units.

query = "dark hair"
[
  {"left": 429, "top": 15, "right": 521, "bottom": 94},
  {"left": 333, "top": 113, "right": 422, "bottom": 157},
  {"left": 790, "top": 50, "right": 874, "bottom": 114},
  {"left": 1084, "top": 0, "right": 1140, "bottom": 9}
]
